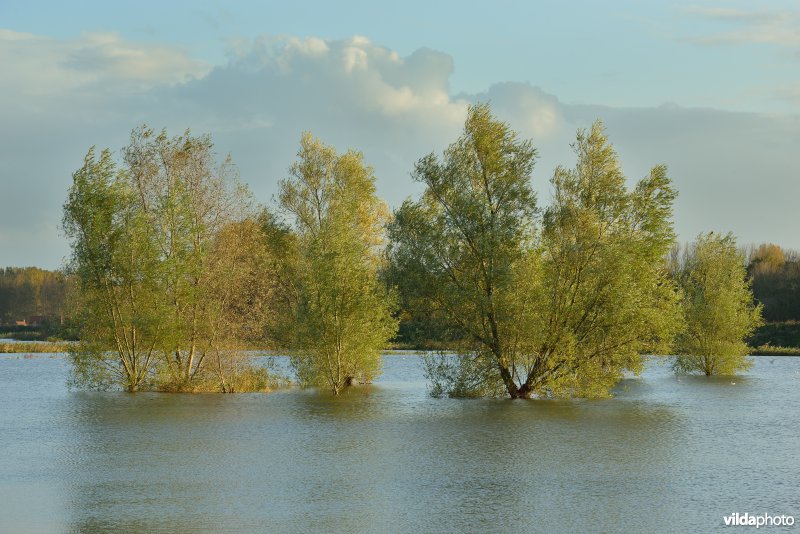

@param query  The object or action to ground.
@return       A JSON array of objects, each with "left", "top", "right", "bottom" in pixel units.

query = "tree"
[
  {"left": 749, "top": 243, "right": 785, "bottom": 274},
  {"left": 123, "top": 126, "right": 257, "bottom": 389},
  {"left": 389, "top": 103, "right": 538, "bottom": 398},
  {"left": 674, "top": 232, "right": 763, "bottom": 376},
  {"left": 63, "top": 148, "right": 166, "bottom": 391},
  {"left": 745, "top": 243, "right": 800, "bottom": 324},
  {"left": 523, "top": 122, "right": 681, "bottom": 397},
  {"left": 390, "top": 106, "right": 680, "bottom": 398},
  {"left": 278, "top": 133, "right": 398, "bottom": 395},
  {"left": 63, "top": 128, "right": 275, "bottom": 392},
  {"left": 202, "top": 217, "right": 279, "bottom": 392}
]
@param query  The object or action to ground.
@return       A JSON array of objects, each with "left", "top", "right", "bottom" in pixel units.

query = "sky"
[{"left": 1, "top": 0, "right": 799, "bottom": 269}]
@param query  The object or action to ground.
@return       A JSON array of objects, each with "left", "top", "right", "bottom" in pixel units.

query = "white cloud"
[{"left": 0, "top": 30, "right": 798, "bottom": 268}]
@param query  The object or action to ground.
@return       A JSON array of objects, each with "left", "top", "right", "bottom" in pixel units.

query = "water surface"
[{"left": 1, "top": 354, "right": 798, "bottom": 532}]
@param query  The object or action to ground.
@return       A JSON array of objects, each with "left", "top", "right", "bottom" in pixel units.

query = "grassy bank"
[
  {"left": 0, "top": 341, "right": 70, "bottom": 353},
  {"left": 5, "top": 340, "right": 799, "bottom": 357},
  {"left": 749, "top": 345, "right": 800, "bottom": 356}
]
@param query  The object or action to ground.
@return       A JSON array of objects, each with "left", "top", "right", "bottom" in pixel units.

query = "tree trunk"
[
  {"left": 515, "top": 383, "right": 532, "bottom": 399},
  {"left": 185, "top": 341, "right": 196, "bottom": 383},
  {"left": 498, "top": 361, "right": 532, "bottom": 399}
]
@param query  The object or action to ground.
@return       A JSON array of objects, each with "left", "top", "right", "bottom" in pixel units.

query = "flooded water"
[{"left": 0, "top": 354, "right": 798, "bottom": 532}]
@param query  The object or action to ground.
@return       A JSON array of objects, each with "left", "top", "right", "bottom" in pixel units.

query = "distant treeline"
[
  {"left": 745, "top": 243, "right": 800, "bottom": 322},
  {"left": 0, "top": 267, "right": 67, "bottom": 327}
]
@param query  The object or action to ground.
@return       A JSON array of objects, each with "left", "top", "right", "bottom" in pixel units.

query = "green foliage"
[
  {"left": 748, "top": 321, "right": 800, "bottom": 348},
  {"left": 390, "top": 105, "right": 681, "bottom": 398},
  {"left": 63, "top": 148, "right": 166, "bottom": 391},
  {"left": 0, "top": 341, "right": 71, "bottom": 353},
  {"left": 750, "top": 344, "right": 800, "bottom": 356},
  {"left": 123, "top": 126, "right": 260, "bottom": 387},
  {"left": 525, "top": 123, "right": 681, "bottom": 397},
  {"left": 389, "top": 103, "right": 539, "bottom": 398},
  {"left": 277, "top": 133, "right": 398, "bottom": 395},
  {"left": 63, "top": 130, "right": 278, "bottom": 392},
  {"left": 674, "top": 233, "right": 763, "bottom": 376},
  {"left": 56, "top": 112, "right": 780, "bottom": 398}
]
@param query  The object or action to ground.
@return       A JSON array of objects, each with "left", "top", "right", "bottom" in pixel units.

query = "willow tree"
[
  {"left": 279, "top": 133, "right": 397, "bottom": 395},
  {"left": 63, "top": 149, "right": 166, "bottom": 391},
  {"left": 202, "top": 217, "right": 279, "bottom": 392},
  {"left": 674, "top": 232, "right": 763, "bottom": 376},
  {"left": 522, "top": 123, "right": 681, "bottom": 397},
  {"left": 390, "top": 105, "right": 681, "bottom": 398},
  {"left": 64, "top": 128, "right": 272, "bottom": 392},
  {"left": 123, "top": 126, "right": 256, "bottom": 389},
  {"left": 389, "top": 103, "right": 539, "bottom": 398}
]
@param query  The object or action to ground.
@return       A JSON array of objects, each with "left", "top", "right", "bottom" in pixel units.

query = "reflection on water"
[{"left": 0, "top": 354, "right": 798, "bottom": 532}]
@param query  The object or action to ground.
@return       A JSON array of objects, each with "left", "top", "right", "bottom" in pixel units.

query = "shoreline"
[{"left": 3, "top": 344, "right": 800, "bottom": 357}]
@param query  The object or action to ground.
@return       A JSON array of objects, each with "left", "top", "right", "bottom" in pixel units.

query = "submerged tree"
[
  {"left": 196, "top": 217, "right": 279, "bottom": 392},
  {"left": 389, "top": 103, "right": 538, "bottom": 398},
  {"left": 278, "top": 133, "right": 398, "bottom": 395},
  {"left": 523, "top": 123, "right": 681, "bottom": 397},
  {"left": 63, "top": 149, "right": 166, "bottom": 391},
  {"left": 63, "top": 129, "right": 275, "bottom": 392},
  {"left": 390, "top": 105, "right": 681, "bottom": 398},
  {"left": 674, "top": 232, "right": 763, "bottom": 376},
  {"left": 123, "top": 127, "right": 258, "bottom": 390}
]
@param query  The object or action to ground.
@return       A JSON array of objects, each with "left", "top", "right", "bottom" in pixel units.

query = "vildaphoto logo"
[{"left": 723, "top": 512, "right": 795, "bottom": 528}]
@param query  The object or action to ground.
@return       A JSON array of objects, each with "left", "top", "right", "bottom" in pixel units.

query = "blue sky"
[{"left": 1, "top": 1, "right": 799, "bottom": 268}]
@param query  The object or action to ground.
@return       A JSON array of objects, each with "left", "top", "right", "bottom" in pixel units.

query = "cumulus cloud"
[
  {"left": 184, "top": 35, "right": 468, "bottom": 128},
  {"left": 147, "top": 35, "right": 484, "bottom": 209},
  {"left": 0, "top": 33, "right": 477, "bottom": 267},
  {"left": 0, "top": 30, "right": 798, "bottom": 268}
]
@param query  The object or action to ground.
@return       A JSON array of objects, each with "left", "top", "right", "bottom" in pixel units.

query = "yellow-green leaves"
[
  {"left": 63, "top": 127, "right": 273, "bottom": 392},
  {"left": 391, "top": 110, "right": 681, "bottom": 399},
  {"left": 279, "top": 134, "right": 398, "bottom": 395},
  {"left": 674, "top": 233, "right": 763, "bottom": 376},
  {"left": 63, "top": 147, "right": 166, "bottom": 391},
  {"left": 390, "top": 104, "right": 540, "bottom": 398},
  {"left": 536, "top": 121, "right": 681, "bottom": 397}
]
